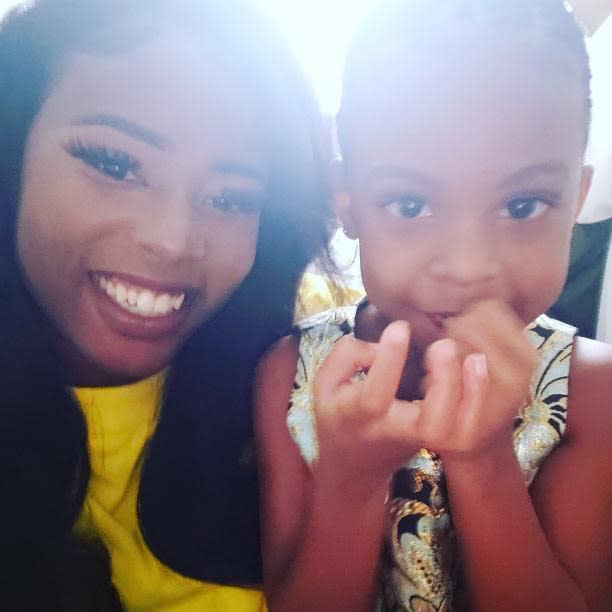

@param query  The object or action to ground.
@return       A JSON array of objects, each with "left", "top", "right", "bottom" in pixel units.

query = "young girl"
[
  {"left": 256, "top": 1, "right": 612, "bottom": 610},
  {"left": 0, "top": 0, "right": 332, "bottom": 609}
]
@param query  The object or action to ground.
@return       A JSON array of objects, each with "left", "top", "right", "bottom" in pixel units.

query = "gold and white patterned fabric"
[{"left": 287, "top": 304, "right": 577, "bottom": 611}]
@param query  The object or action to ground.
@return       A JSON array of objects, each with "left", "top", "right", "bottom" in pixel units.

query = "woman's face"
[{"left": 17, "top": 31, "right": 268, "bottom": 385}]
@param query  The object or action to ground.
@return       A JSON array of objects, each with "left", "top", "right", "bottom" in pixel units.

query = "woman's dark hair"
[
  {"left": 0, "top": 0, "right": 332, "bottom": 608},
  {"left": 338, "top": 0, "right": 592, "bottom": 152}
]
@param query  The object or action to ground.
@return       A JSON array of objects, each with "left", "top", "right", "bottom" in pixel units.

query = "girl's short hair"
[{"left": 338, "top": 0, "right": 591, "bottom": 152}]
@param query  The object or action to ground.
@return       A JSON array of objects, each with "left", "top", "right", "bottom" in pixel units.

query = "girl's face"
[
  {"left": 340, "top": 32, "right": 592, "bottom": 351},
  {"left": 17, "top": 31, "right": 267, "bottom": 385}
]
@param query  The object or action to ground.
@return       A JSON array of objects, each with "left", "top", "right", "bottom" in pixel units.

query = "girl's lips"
[{"left": 425, "top": 312, "right": 458, "bottom": 329}]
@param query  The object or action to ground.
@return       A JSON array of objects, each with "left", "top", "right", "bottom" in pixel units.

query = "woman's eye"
[
  {"left": 501, "top": 198, "right": 550, "bottom": 220},
  {"left": 67, "top": 141, "right": 142, "bottom": 184},
  {"left": 209, "top": 192, "right": 262, "bottom": 215},
  {"left": 383, "top": 197, "right": 431, "bottom": 219}
]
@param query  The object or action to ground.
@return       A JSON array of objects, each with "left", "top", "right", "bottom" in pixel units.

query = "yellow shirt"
[{"left": 73, "top": 376, "right": 267, "bottom": 612}]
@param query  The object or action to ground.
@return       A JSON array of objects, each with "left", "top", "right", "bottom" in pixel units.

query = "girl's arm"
[
  {"left": 440, "top": 309, "right": 612, "bottom": 612},
  {"left": 529, "top": 337, "right": 612, "bottom": 609},
  {"left": 443, "top": 445, "right": 593, "bottom": 612},
  {"left": 255, "top": 335, "right": 389, "bottom": 612}
]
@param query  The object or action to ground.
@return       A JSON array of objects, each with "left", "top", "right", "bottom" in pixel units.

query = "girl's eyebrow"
[
  {"left": 499, "top": 161, "right": 569, "bottom": 189},
  {"left": 71, "top": 113, "right": 170, "bottom": 150},
  {"left": 367, "top": 164, "right": 439, "bottom": 187}
]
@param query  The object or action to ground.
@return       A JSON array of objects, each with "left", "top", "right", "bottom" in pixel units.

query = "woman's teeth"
[{"left": 97, "top": 274, "right": 186, "bottom": 317}]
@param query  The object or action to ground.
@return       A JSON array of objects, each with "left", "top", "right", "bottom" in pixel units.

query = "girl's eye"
[
  {"left": 501, "top": 198, "right": 550, "bottom": 220},
  {"left": 67, "top": 141, "right": 142, "bottom": 184},
  {"left": 209, "top": 192, "right": 263, "bottom": 215},
  {"left": 382, "top": 197, "right": 432, "bottom": 219}
]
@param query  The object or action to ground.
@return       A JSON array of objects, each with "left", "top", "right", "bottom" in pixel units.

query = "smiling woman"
[
  {"left": 17, "top": 29, "right": 272, "bottom": 384},
  {"left": 0, "top": 0, "right": 332, "bottom": 609}
]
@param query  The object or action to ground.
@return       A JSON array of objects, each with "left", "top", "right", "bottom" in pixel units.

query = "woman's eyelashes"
[
  {"left": 66, "top": 140, "right": 144, "bottom": 185},
  {"left": 380, "top": 195, "right": 432, "bottom": 219},
  {"left": 65, "top": 140, "right": 263, "bottom": 215},
  {"left": 204, "top": 191, "right": 264, "bottom": 216}
]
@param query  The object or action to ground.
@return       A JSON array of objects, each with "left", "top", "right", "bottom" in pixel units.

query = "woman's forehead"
[{"left": 37, "top": 33, "right": 268, "bottom": 159}]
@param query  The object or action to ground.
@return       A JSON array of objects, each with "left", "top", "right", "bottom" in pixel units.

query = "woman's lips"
[{"left": 87, "top": 271, "right": 198, "bottom": 340}]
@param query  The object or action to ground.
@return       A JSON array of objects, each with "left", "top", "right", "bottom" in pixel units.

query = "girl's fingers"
[
  {"left": 314, "top": 335, "right": 377, "bottom": 402},
  {"left": 380, "top": 398, "right": 421, "bottom": 445},
  {"left": 420, "top": 339, "right": 463, "bottom": 438},
  {"left": 448, "top": 305, "right": 537, "bottom": 407},
  {"left": 448, "top": 301, "right": 536, "bottom": 369},
  {"left": 456, "top": 352, "right": 490, "bottom": 440},
  {"left": 361, "top": 320, "right": 411, "bottom": 417}
]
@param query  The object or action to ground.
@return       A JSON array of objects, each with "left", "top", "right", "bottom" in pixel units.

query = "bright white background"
[
  {"left": 0, "top": 0, "right": 376, "bottom": 113},
  {"left": 2, "top": 0, "right": 610, "bottom": 124},
  {"left": 256, "top": 0, "right": 376, "bottom": 113}
]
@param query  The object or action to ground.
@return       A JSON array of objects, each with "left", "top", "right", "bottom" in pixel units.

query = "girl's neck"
[{"left": 354, "top": 300, "right": 426, "bottom": 401}]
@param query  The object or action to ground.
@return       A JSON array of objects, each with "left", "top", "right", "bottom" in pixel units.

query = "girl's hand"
[
  {"left": 312, "top": 321, "right": 417, "bottom": 491},
  {"left": 420, "top": 299, "right": 538, "bottom": 462},
  {"left": 312, "top": 321, "right": 464, "bottom": 492}
]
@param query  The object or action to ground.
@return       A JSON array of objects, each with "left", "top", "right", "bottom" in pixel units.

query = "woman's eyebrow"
[
  {"left": 210, "top": 160, "right": 267, "bottom": 185},
  {"left": 71, "top": 113, "right": 170, "bottom": 150}
]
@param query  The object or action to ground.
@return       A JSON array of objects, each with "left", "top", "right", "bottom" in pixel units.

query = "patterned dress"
[{"left": 287, "top": 304, "right": 576, "bottom": 611}]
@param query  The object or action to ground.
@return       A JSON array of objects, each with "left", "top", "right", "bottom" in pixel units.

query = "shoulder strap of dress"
[
  {"left": 287, "top": 305, "right": 359, "bottom": 466},
  {"left": 515, "top": 314, "right": 578, "bottom": 484}
]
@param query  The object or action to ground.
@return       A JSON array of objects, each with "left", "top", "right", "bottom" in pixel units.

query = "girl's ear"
[
  {"left": 331, "top": 160, "right": 358, "bottom": 240},
  {"left": 575, "top": 164, "right": 594, "bottom": 221}
]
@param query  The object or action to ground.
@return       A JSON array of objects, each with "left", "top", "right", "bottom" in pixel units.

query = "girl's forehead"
[{"left": 345, "top": 34, "right": 586, "bottom": 177}]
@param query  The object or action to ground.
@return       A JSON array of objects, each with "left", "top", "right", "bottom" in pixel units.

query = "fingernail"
[
  {"left": 435, "top": 338, "right": 457, "bottom": 359},
  {"left": 385, "top": 320, "right": 409, "bottom": 343},
  {"left": 471, "top": 353, "right": 488, "bottom": 378}
]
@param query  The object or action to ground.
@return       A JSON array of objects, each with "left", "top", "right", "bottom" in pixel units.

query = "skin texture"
[
  {"left": 256, "top": 28, "right": 612, "bottom": 612},
  {"left": 18, "top": 31, "right": 267, "bottom": 386}
]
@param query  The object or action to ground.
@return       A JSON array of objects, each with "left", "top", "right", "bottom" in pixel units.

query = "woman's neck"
[{"left": 55, "top": 333, "right": 151, "bottom": 388}]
